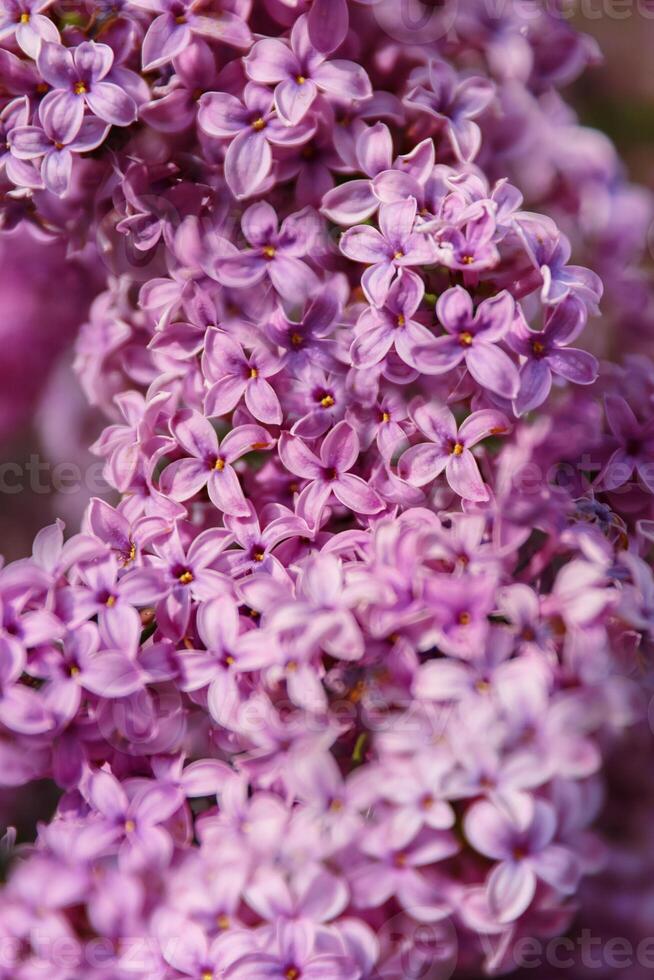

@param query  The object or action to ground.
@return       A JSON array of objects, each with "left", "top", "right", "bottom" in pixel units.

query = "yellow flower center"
[
  {"left": 320, "top": 394, "right": 335, "bottom": 408},
  {"left": 394, "top": 250, "right": 404, "bottom": 260},
  {"left": 178, "top": 570, "right": 194, "bottom": 585},
  {"left": 396, "top": 314, "right": 406, "bottom": 328},
  {"left": 381, "top": 412, "right": 391, "bottom": 423},
  {"left": 459, "top": 331, "right": 473, "bottom": 347},
  {"left": 253, "top": 551, "right": 265, "bottom": 562},
  {"left": 296, "top": 75, "right": 307, "bottom": 85},
  {"left": 461, "top": 254, "right": 475, "bottom": 265},
  {"left": 285, "top": 970, "right": 300, "bottom": 980},
  {"left": 20, "top": 12, "right": 30, "bottom": 22},
  {"left": 451, "top": 442, "right": 464, "bottom": 456},
  {"left": 532, "top": 339, "right": 545, "bottom": 355},
  {"left": 458, "top": 611, "right": 471, "bottom": 625},
  {"left": 214, "top": 458, "right": 225, "bottom": 471},
  {"left": 124, "top": 819, "right": 136, "bottom": 833},
  {"left": 216, "top": 914, "right": 231, "bottom": 930},
  {"left": 251, "top": 117, "right": 266, "bottom": 131},
  {"left": 105, "top": 595, "right": 116, "bottom": 607},
  {"left": 291, "top": 332, "right": 303, "bottom": 347},
  {"left": 262, "top": 245, "right": 276, "bottom": 259},
  {"left": 74, "top": 81, "right": 87, "bottom": 96}
]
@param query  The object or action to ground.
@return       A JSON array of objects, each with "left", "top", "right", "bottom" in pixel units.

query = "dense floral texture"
[{"left": 0, "top": 2, "right": 653, "bottom": 979}]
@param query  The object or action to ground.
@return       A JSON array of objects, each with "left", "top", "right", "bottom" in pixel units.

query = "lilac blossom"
[
  {"left": 419, "top": 286, "right": 519, "bottom": 398},
  {"left": 11, "top": 98, "right": 109, "bottom": 195},
  {"left": 135, "top": 0, "right": 253, "bottom": 71},
  {"left": 211, "top": 201, "right": 320, "bottom": 304},
  {"left": 601, "top": 395, "right": 654, "bottom": 493},
  {"left": 244, "top": 15, "right": 372, "bottom": 126},
  {"left": 340, "top": 198, "right": 438, "bottom": 307},
  {"left": 160, "top": 410, "right": 275, "bottom": 516},
  {"left": 198, "top": 82, "right": 314, "bottom": 199},
  {"left": 404, "top": 59, "right": 495, "bottom": 162},
  {"left": 465, "top": 800, "right": 580, "bottom": 923},
  {"left": 0, "top": 0, "right": 58, "bottom": 60},
  {"left": 37, "top": 41, "right": 138, "bottom": 127},
  {"left": 279, "top": 421, "right": 384, "bottom": 529},
  {"left": 398, "top": 402, "right": 511, "bottom": 501},
  {"left": 509, "top": 297, "right": 599, "bottom": 414}
]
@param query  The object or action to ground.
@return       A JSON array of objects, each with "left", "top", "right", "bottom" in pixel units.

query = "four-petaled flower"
[
  {"left": 398, "top": 402, "right": 511, "bottom": 502},
  {"left": 279, "top": 420, "right": 384, "bottom": 530},
  {"left": 161, "top": 410, "right": 274, "bottom": 516}
]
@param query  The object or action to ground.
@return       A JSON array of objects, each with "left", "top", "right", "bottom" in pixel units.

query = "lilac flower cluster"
[{"left": 1, "top": 2, "right": 653, "bottom": 978}]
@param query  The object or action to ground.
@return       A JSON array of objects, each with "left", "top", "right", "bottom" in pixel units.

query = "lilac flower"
[
  {"left": 279, "top": 421, "right": 384, "bottom": 529},
  {"left": 515, "top": 213, "right": 603, "bottom": 313},
  {"left": 198, "top": 82, "right": 314, "bottom": 199},
  {"left": 37, "top": 41, "right": 137, "bottom": 127},
  {"left": 224, "top": 503, "right": 307, "bottom": 575},
  {"left": 203, "top": 330, "right": 283, "bottom": 425},
  {"left": 228, "top": 920, "right": 359, "bottom": 979},
  {"left": 430, "top": 201, "right": 500, "bottom": 272},
  {"left": 601, "top": 395, "right": 654, "bottom": 493},
  {"left": 212, "top": 202, "right": 320, "bottom": 305},
  {"left": 11, "top": 98, "right": 109, "bottom": 196},
  {"left": 321, "top": 125, "right": 433, "bottom": 226},
  {"left": 398, "top": 403, "right": 511, "bottom": 501},
  {"left": 155, "top": 911, "right": 248, "bottom": 978},
  {"left": 83, "top": 767, "right": 183, "bottom": 870},
  {"left": 509, "top": 297, "right": 598, "bottom": 414},
  {"left": 136, "top": 0, "right": 253, "bottom": 71},
  {"left": 465, "top": 800, "right": 580, "bottom": 923},
  {"left": 340, "top": 198, "right": 438, "bottom": 307},
  {"left": 350, "top": 822, "right": 459, "bottom": 917},
  {"left": 416, "top": 286, "right": 519, "bottom": 398},
  {"left": 349, "top": 269, "right": 437, "bottom": 370},
  {"left": 405, "top": 59, "right": 495, "bottom": 161},
  {"left": 0, "top": 96, "right": 43, "bottom": 189},
  {"left": 265, "top": 288, "right": 342, "bottom": 371},
  {"left": 160, "top": 410, "right": 275, "bottom": 516},
  {"left": 244, "top": 15, "right": 372, "bottom": 126},
  {"left": 0, "top": 0, "right": 59, "bottom": 59},
  {"left": 140, "top": 39, "right": 220, "bottom": 133}
]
